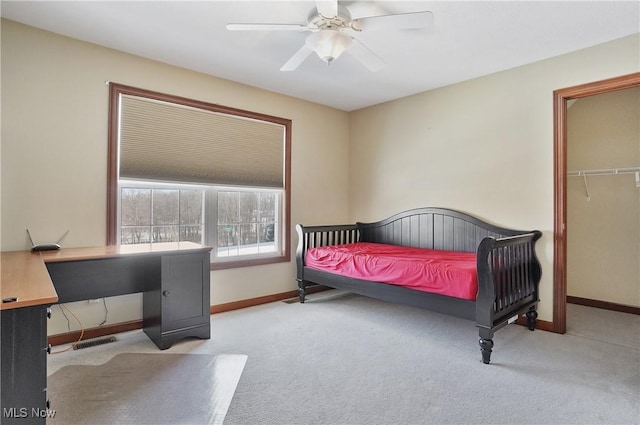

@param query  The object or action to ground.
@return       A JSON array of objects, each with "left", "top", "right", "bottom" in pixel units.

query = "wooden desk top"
[
  {"left": 1, "top": 243, "right": 212, "bottom": 311},
  {"left": 0, "top": 251, "right": 58, "bottom": 310}
]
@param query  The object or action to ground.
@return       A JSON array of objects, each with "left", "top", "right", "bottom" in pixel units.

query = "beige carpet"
[
  {"left": 47, "top": 352, "right": 247, "bottom": 425},
  {"left": 45, "top": 294, "right": 639, "bottom": 424}
]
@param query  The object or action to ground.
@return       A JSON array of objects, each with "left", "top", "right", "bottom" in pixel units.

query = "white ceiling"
[{"left": 2, "top": 1, "right": 639, "bottom": 111}]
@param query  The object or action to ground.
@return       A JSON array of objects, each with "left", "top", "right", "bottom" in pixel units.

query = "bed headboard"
[{"left": 357, "top": 207, "right": 529, "bottom": 253}]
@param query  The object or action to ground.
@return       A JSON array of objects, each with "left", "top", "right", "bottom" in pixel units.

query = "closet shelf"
[
  {"left": 567, "top": 166, "right": 640, "bottom": 177},
  {"left": 568, "top": 167, "right": 640, "bottom": 199}
]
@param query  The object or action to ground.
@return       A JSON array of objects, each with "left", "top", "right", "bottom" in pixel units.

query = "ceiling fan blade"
[
  {"left": 316, "top": 0, "right": 338, "bottom": 18},
  {"left": 280, "top": 45, "right": 314, "bottom": 71},
  {"left": 226, "top": 23, "right": 308, "bottom": 31},
  {"left": 348, "top": 38, "right": 385, "bottom": 72},
  {"left": 352, "top": 11, "right": 434, "bottom": 31}
]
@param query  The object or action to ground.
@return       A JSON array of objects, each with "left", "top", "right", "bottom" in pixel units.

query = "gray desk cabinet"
[
  {"left": 143, "top": 251, "right": 211, "bottom": 349},
  {"left": 0, "top": 305, "right": 50, "bottom": 424}
]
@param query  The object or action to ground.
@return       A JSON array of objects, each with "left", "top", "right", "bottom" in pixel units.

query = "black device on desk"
[{"left": 27, "top": 229, "right": 68, "bottom": 251}]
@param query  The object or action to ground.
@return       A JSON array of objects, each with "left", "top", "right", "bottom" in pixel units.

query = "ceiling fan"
[{"left": 226, "top": 0, "right": 433, "bottom": 72}]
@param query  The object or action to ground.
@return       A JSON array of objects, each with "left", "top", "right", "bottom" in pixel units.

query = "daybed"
[{"left": 295, "top": 207, "right": 542, "bottom": 364}]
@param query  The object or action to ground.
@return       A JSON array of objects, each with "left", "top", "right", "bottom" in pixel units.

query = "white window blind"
[{"left": 119, "top": 95, "right": 285, "bottom": 188}]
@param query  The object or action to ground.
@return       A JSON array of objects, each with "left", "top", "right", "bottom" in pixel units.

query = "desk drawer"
[{"left": 46, "top": 257, "right": 153, "bottom": 303}]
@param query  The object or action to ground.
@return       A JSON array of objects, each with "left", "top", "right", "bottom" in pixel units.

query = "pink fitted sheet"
[{"left": 305, "top": 242, "right": 478, "bottom": 300}]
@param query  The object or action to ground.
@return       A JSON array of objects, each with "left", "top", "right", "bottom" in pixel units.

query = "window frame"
[{"left": 107, "top": 83, "right": 291, "bottom": 270}]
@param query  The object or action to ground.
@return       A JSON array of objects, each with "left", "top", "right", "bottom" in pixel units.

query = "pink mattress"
[{"left": 305, "top": 242, "right": 478, "bottom": 300}]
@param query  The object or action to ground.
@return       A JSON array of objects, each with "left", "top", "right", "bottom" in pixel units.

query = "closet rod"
[{"left": 567, "top": 166, "right": 640, "bottom": 177}]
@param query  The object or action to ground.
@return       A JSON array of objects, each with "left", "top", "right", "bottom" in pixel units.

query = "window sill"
[{"left": 210, "top": 254, "right": 289, "bottom": 270}]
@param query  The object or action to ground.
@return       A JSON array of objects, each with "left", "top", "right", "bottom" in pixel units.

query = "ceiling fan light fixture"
[
  {"left": 306, "top": 30, "right": 352, "bottom": 64},
  {"left": 228, "top": 2, "right": 434, "bottom": 72}
]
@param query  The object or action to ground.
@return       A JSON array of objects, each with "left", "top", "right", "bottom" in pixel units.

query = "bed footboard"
[
  {"left": 475, "top": 231, "right": 543, "bottom": 363},
  {"left": 295, "top": 223, "right": 359, "bottom": 302}
]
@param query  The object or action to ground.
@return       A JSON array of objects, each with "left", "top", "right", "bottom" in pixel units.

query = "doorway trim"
[{"left": 553, "top": 72, "right": 640, "bottom": 334}]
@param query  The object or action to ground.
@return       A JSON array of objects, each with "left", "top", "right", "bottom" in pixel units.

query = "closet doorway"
[{"left": 553, "top": 72, "right": 640, "bottom": 334}]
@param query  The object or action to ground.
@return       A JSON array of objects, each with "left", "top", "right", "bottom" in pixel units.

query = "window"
[
  {"left": 217, "top": 190, "right": 279, "bottom": 258},
  {"left": 120, "top": 186, "right": 204, "bottom": 244},
  {"left": 108, "top": 84, "right": 291, "bottom": 269}
]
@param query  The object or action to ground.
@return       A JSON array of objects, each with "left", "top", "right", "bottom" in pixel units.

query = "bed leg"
[
  {"left": 479, "top": 338, "right": 494, "bottom": 364},
  {"left": 526, "top": 307, "right": 538, "bottom": 331},
  {"left": 297, "top": 280, "right": 306, "bottom": 303},
  {"left": 298, "top": 287, "right": 306, "bottom": 303}
]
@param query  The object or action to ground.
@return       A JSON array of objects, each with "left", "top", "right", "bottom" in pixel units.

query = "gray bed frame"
[{"left": 295, "top": 207, "right": 543, "bottom": 364}]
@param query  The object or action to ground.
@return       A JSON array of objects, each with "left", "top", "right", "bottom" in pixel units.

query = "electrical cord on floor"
[{"left": 50, "top": 304, "right": 85, "bottom": 355}]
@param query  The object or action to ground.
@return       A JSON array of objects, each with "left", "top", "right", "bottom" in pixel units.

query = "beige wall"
[
  {"left": 567, "top": 88, "right": 640, "bottom": 307},
  {"left": 0, "top": 20, "right": 350, "bottom": 334},
  {"left": 349, "top": 34, "right": 640, "bottom": 321}
]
